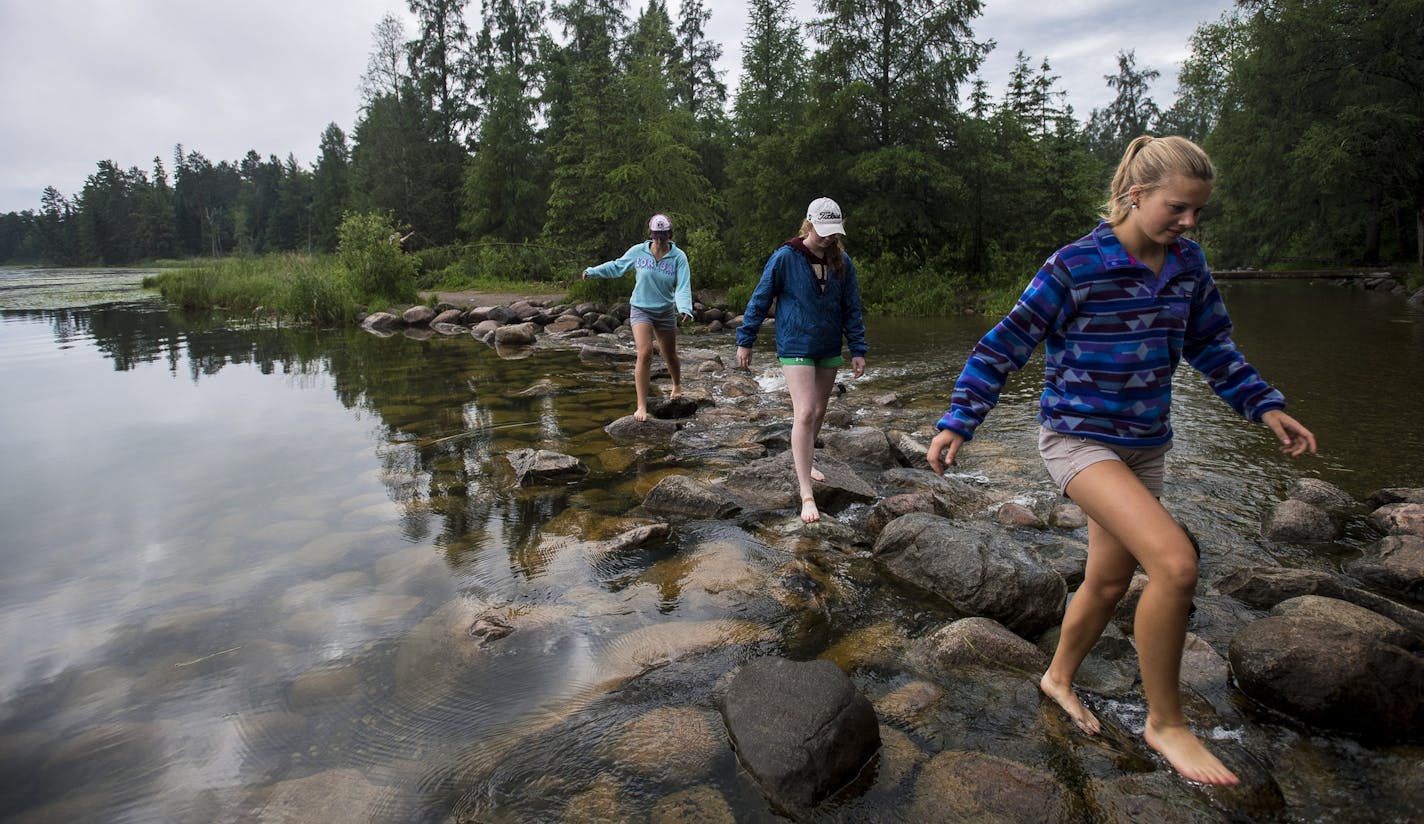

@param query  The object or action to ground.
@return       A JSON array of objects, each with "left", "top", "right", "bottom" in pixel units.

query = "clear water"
[{"left": 1, "top": 268, "right": 1420, "bottom": 822}]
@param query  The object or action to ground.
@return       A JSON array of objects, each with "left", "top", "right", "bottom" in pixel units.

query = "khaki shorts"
[{"left": 1038, "top": 427, "right": 1171, "bottom": 498}]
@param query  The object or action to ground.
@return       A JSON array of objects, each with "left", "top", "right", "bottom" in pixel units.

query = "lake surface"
[{"left": 1, "top": 267, "right": 1421, "bottom": 822}]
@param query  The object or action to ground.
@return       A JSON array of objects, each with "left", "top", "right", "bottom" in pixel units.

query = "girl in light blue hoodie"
[{"left": 583, "top": 214, "right": 694, "bottom": 421}]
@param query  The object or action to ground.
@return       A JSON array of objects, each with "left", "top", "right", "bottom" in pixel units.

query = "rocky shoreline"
[{"left": 358, "top": 295, "right": 1423, "bottom": 820}]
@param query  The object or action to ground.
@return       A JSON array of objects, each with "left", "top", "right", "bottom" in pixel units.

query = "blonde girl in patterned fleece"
[{"left": 927, "top": 136, "right": 1315, "bottom": 785}]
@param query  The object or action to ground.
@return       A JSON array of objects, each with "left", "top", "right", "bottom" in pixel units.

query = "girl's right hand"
[
  {"left": 927, "top": 428, "right": 965, "bottom": 475},
  {"left": 736, "top": 346, "right": 752, "bottom": 369},
  {"left": 580, "top": 270, "right": 589, "bottom": 280}
]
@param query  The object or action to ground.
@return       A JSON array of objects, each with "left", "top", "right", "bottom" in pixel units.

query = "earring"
[{"left": 1130, "top": 202, "right": 1138, "bottom": 209}]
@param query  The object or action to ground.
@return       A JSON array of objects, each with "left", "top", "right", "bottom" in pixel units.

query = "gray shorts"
[
  {"left": 629, "top": 305, "right": 678, "bottom": 331},
  {"left": 1038, "top": 427, "right": 1171, "bottom": 497}
]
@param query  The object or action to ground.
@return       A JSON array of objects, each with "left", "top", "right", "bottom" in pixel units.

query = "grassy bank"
[{"left": 143, "top": 254, "right": 362, "bottom": 325}]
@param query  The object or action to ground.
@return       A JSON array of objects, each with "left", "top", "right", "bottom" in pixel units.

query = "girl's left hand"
[
  {"left": 851, "top": 356, "right": 865, "bottom": 378},
  {"left": 1261, "top": 409, "right": 1317, "bottom": 457}
]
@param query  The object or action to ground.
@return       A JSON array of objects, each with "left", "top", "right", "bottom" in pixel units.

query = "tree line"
[{"left": 1, "top": 0, "right": 1419, "bottom": 295}]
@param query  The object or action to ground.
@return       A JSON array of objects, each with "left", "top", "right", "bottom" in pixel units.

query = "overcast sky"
[{"left": 0, "top": 0, "right": 1236, "bottom": 214}]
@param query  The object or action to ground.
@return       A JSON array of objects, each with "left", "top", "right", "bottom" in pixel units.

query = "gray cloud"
[{"left": 0, "top": 0, "right": 1234, "bottom": 213}]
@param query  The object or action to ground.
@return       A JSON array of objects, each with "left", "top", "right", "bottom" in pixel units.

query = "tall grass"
[{"left": 143, "top": 254, "right": 360, "bottom": 325}]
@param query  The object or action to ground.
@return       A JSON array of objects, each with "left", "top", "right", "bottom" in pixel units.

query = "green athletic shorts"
[{"left": 778, "top": 355, "right": 844, "bottom": 368}]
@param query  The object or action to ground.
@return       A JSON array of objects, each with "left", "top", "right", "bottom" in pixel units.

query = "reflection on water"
[{"left": 0, "top": 270, "right": 1421, "bottom": 821}]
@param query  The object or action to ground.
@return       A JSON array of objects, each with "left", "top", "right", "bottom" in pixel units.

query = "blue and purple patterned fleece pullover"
[{"left": 936, "top": 221, "right": 1285, "bottom": 447}]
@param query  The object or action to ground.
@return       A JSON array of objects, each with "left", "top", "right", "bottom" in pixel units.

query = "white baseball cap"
[
  {"left": 649, "top": 213, "right": 672, "bottom": 233},
  {"left": 806, "top": 197, "right": 846, "bottom": 237}
]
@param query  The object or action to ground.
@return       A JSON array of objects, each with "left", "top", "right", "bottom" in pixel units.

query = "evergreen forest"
[{"left": 1, "top": 0, "right": 1419, "bottom": 313}]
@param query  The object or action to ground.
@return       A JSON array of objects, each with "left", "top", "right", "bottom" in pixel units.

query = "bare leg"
[
  {"left": 1058, "top": 460, "right": 1239, "bottom": 785},
  {"left": 1041, "top": 513, "right": 1137, "bottom": 735},
  {"left": 654, "top": 326, "right": 681, "bottom": 398},
  {"left": 631, "top": 322, "right": 654, "bottom": 421},
  {"left": 783, "top": 365, "right": 838, "bottom": 523}
]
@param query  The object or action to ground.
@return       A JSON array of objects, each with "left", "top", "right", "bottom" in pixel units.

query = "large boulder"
[
  {"left": 605, "top": 414, "right": 681, "bottom": 441},
  {"left": 1229, "top": 616, "right": 1424, "bottom": 740},
  {"left": 873, "top": 513, "right": 1066, "bottom": 636},
  {"left": 402, "top": 304, "right": 436, "bottom": 325},
  {"left": 361, "top": 311, "right": 401, "bottom": 331},
  {"left": 720, "top": 657, "right": 879, "bottom": 813},
  {"left": 1271, "top": 595, "right": 1413, "bottom": 649}
]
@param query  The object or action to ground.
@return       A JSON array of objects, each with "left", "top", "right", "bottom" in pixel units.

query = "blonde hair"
[
  {"left": 798, "top": 219, "right": 846, "bottom": 275},
  {"left": 1104, "top": 135, "right": 1215, "bottom": 225}
]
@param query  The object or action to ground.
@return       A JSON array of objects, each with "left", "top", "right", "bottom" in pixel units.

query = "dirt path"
[{"left": 418, "top": 288, "right": 568, "bottom": 307}]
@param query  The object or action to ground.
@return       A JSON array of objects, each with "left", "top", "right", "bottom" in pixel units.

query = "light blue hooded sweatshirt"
[{"left": 584, "top": 241, "right": 692, "bottom": 316}]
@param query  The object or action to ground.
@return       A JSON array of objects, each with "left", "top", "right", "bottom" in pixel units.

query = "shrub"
[{"left": 337, "top": 212, "right": 418, "bottom": 302}]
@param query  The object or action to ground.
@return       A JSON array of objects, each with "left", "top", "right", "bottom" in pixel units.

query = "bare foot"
[
  {"left": 633, "top": 408, "right": 648, "bottom": 422},
  {"left": 810, "top": 467, "right": 825, "bottom": 482},
  {"left": 1040, "top": 673, "right": 1101, "bottom": 735},
  {"left": 800, "top": 497, "right": 820, "bottom": 523},
  {"left": 1143, "top": 719, "right": 1240, "bottom": 785},
  {"left": 669, "top": 385, "right": 682, "bottom": 399}
]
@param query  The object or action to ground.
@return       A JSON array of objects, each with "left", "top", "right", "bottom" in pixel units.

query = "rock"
[
  {"left": 430, "top": 322, "right": 466, "bottom": 336},
  {"left": 1049, "top": 502, "right": 1088, "bottom": 529},
  {"left": 545, "top": 315, "right": 584, "bottom": 334},
  {"left": 580, "top": 341, "right": 637, "bottom": 363},
  {"left": 909, "top": 750, "right": 1077, "bottom": 823},
  {"left": 361, "top": 311, "right": 401, "bottom": 331},
  {"left": 493, "top": 321, "right": 538, "bottom": 346},
  {"left": 1372, "top": 502, "right": 1424, "bottom": 537},
  {"left": 878, "top": 467, "right": 997, "bottom": 518},
  {"left": 890, "top": 433, "right": 933, "bottom": 470},
  {"left": 873, "top": 514, "right": 1066, "bottom": 636},
  {"left": 1369, "top": 487, "right": 1424, "bottom": 507},
  {"left": 865, "top": 492, "right": 936, "bottom": 536},
  {"left": 611, "top": 707, "right": 723, "bottom": 782},
  {"left": 246, "top": 767, "right": 397, "bottom": 823},
  {"left": 505, "top": 449, "right": 588, "bottom": 486},
  {"left": 649, "top": 396, "right": 699, "bottom": 419},
  {"left": 1216, "top": 565, "right": 1424, "bottom": 641},
  {"left": 821, "top": 426, "right": 895, "bottom": 468},
  {"left": 1086, "top": 771, "right": 1251, "bottom": 823},
  {"left": 650, "top": 786, "right": 736, "bottom": 824},
  {"left": 605, "top": 414, "right": 681, "bottom": 441},
  {"left": 1345, "top": 535, "right": 1424, "bottom": 603},
  {"left": 1271, "top": 594, "right": 1413, "bottom": 648},
  {"left": 996, "top": 501, "right": 1047, "bottom": 529},
  {"left": 431, "top": 308, "right": 464, "bottom": 325},
  {"left": 1286, "top": 478, "right": 1356, "bottom": 513},
  {"left": 486, "top": 305, "right": 518, "bottom": 323},
  {"left": 873, "top": 681, "right": 944, "bottom": 725},
  {"left": 471, "top": 319, "right": 501, "bottom": 341},
  {"left": 401, "top": 305, "right": 436, "bottom": 325},
  {"left": 723, "top": 453, "right": 876, "bottom": 513},
  {"left": 720, "top": 657, "right": 880, "bottom": 813},
  {"left": 642, "top": 475, "right": 743, "bottom": 519},
  {"left": 1262, "top": 498, "right": 1338, "bottom": 542},
  {"left": 908, "top": 617, "right": 1049, "bottom": 676},
  {"left": 1229, "top": 616, "right": 1424, "bottom": 740}
]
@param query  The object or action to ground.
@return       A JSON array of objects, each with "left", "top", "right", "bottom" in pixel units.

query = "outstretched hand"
[
  {"left": 927, "top": 428, "right": 965, "bottom": 475},
  {"left": 1261, "top": 409, "right": 1317, "bottom": 457}
]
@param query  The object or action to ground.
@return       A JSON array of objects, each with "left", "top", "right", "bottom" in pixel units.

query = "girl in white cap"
[
  {"left": 582, "top": 214, "right": 694, "bottom": 421},
  {"left": 736, "top": 197, "right": 868, "bottom": 523}
]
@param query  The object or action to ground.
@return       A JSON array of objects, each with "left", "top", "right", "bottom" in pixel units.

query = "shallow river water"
[{"left": 0, "top": 267, "right": 1421, "bottom": 822}]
